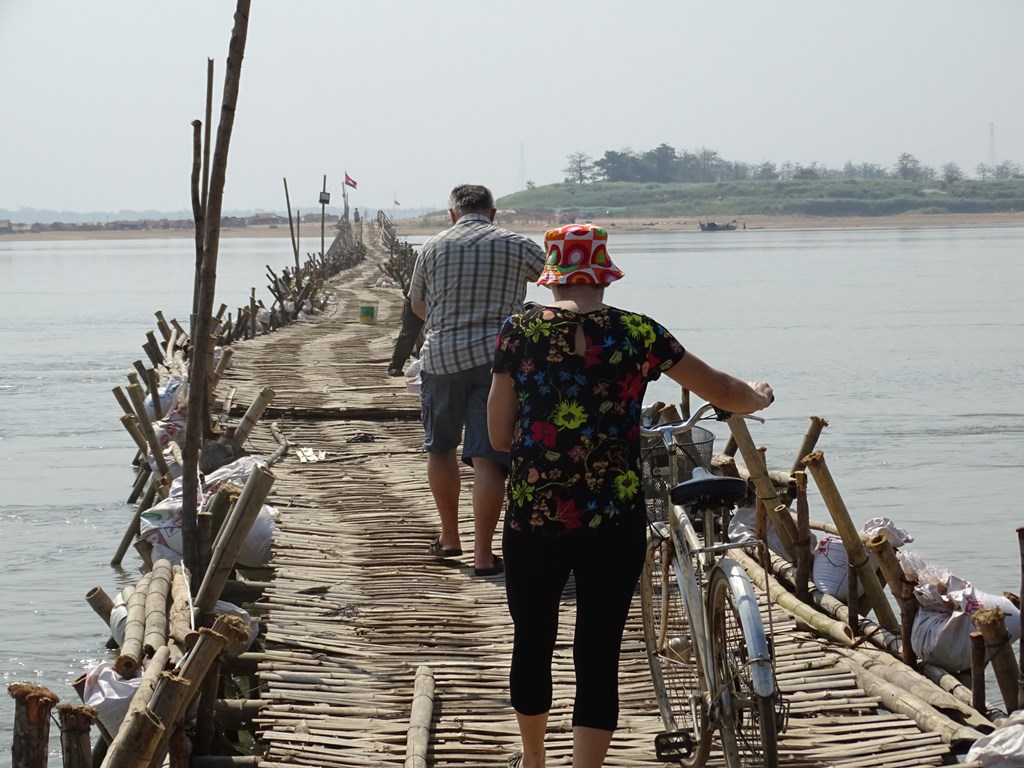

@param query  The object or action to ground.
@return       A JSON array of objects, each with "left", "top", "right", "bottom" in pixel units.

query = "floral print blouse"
[{"left": 493, "top": 305, "right": 686, "bottom": 537}]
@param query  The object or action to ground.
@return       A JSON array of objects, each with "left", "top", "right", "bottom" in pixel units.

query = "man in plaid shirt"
[{"left": 410, "top": 184, "right": 545, "bottom": 576}]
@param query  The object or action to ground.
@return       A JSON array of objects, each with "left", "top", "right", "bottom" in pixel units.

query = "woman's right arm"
[{"left": 664, "top": 352, "right": 773, "bottom": 414}]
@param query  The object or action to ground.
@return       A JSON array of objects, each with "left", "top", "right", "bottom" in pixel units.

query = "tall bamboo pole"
[
  {"left": 181, "top": 0, "right": 252, "bottom": 591},
  {"left": 1018, "top": 525, "right": 1024, "bottom": 708},
  {"left": 790, "top": 415, "right": 829, "bottom": 474},
  {"left": 8, "top": 684, "right": 59, "bottom": 768},
  {"left": 57, "top": 703, "right": 96, "bottom": 768},
  {"left": 802, "top": 450, "right": 899, "bottom": 631}
]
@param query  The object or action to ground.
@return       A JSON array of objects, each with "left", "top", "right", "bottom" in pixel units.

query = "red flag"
[{"left": 344, "top": 173, "right": 357, "bottom": 189}]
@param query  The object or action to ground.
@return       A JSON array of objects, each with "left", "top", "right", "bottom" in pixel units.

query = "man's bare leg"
[
  {"left": 427, "top": 448, "right": 462, "bottom": 551},
  {"left": 471, "top": 456, "right": 506, "bottom": 571}
]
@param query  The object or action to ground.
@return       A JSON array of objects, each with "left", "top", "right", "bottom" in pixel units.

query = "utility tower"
[{"left": 988, "top": 122, "right": 998, "bottom": 167}]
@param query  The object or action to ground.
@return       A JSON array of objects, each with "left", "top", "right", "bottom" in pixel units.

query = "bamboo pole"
[
  {"left": 195, "top": 465, "right": 275, "bottom": 620},
  {"left": 145, "top": 332, "right": 164, "bottom": 366},
  {"left": 181, "top": 0, "right": 252, "bottom": 591},
  {"left": 154, "top": 311, "right": 172, "bottom": 343},
  {"left": 231, "top": 387, "right": 275, "bottom": 447},
  {"left": 146, "top": 368, "right": 163, "bottom": 420},
  {"left": 143, "top": 560, "right": 174, "bottom": 656},
  {"left": 115, "top": 572, "right": 152, "bottom": 679},
  {"left": 168, "top": 565, "right": 197, "bottom": 652},
  {"left": 212, "top": 347, "right": 234, "bottom": 389},
  {"left": 404, "top": 665, "right": 434, "bottom": 768},
  {"left": 802, "top": 450, "right": 899, "bottom": 631},
  {"left": 1019, "top": 525, "right": 1024, "bottom": 709},
  {"left": 57, "top": 702, "right": 96, "bottom": 768},
  {"left": 113, "top": 386, "right": 135, "bottom": 418},
  {"left": 127, "top": 383, "right": 170, "bottom": 478},
  {"left": 99, "top": 707, "right": 165, "bottom": 768},
  {"left": 119, "top": 414, "right": 149, "bottom": 455},
  {"left": 971, "top": 631, "right": 987, "bottom": 713},
  {"left": 974, "top": 607, "right": 1019, "bottom": 712},
  {"left": 127, "top": 462, "right": 152, "bottom": 504},
  {"left": 85, "top": 586, "right": 115, "bottom": 626},
  {"left": 726, "top": 415, "right": 800, "bottom": 562},
  {"left": 865, "top": 532, "right": 919, "bottom": 667},
  {"left": 8, "top": 684, "right": 59, "bottom": 768},
  {"left": 794, "top": 471, "right": 812, "bottom": 601},
  {"left": 790, "top": 415, "right": 829, "bottom": 474}
]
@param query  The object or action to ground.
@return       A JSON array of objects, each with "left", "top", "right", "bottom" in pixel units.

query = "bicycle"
[{"left": 639, "top": 401, "right": 785, "bottom": 768}]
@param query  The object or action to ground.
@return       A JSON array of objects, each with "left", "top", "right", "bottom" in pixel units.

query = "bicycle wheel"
[
  {"left": 640, "top": 533, "right": 711, "bottom": 767},
  {"left": 708, "top": 562, "right": 779, "bottom": 768}
]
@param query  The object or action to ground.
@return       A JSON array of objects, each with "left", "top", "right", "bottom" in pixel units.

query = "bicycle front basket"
[
  {"left": 669, "top": 425, "right": 716, "bottom": 482},
  {"left": 641, "top": 424, "right": 715, "bottom": 524}
]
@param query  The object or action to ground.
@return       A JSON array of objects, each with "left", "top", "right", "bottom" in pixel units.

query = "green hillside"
[{"left": 494, "top": 179, "right": 1024, "bottom": 218}]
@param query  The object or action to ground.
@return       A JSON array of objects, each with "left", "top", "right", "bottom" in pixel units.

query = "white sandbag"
[
  {"left": 812, "top": 535, "right": 850, "bottom": 599},
  {"left": 214, "top": 600, "right": 259, "bottom": 656},
  {"left": 967, "top": 709, "right": 1024, "bottom": 765},
  {"left": 728, "top": 504, "right": 816, "bottom": 560},
  {"left": 910, "top": 571, "right": 1021, "bottom": 672},
  {"left": 138, "top": 496, "right": 184, "bottom": 555},
  {"left": 236, "top": 505, "right": 279, "bottom": 568},
  {"left": 200, "top": 455, "right": 269, "bottom": 505},
  {"left": 109, "top": 594, "right": 129, "bottom": 647},
  {"left": 152, "top": 413, "right": 187, "bottom": 450},
  {"left": 406, "top": 358, "right": 422, "bottom": 394},
  {"left": 143, "top": 374, "right": 185, "bottom": 421},
  {"left": 82, "top": 660, "right": 141, "bottom": 735}
]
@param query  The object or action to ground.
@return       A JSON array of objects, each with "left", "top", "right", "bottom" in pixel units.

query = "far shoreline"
[{"left": 2, "top": 211, "right": 1022, "bottom": 242}]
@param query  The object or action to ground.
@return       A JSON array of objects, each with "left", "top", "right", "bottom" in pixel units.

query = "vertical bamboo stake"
[
  {"left": 126, "top": 383, "right": 170, "bottom": 478},
  {"left": 8, "top": 684, "right": 59, "bottom": 768},
  {"left": 182, "top": 0, "right": 252, "bottom": 591},
  {"left": 802, "top": 450, "right": 899, "bottom": 631},
  {"left": 794, "top": 471, "right": 812, "bottom": 602},
  {"left": 146, "top": 368, "right": 163, "bottom": 420},
  {"left": 56, "top": 703, "right": 96, "bottom": 768},
  {"left": 249, "top": 288, "right": 257, "bottom": 338},
  {"left": 790, "top": 415, "right": 829, "bottom": 474},
  {"left": 974, "top": 607, "right": 1020, "bottom": 712},
  {"left": 865, "top": 533, "right": 918, "bottom": 666},
  {"left": 971, "top": 631, "right": 987, "bottom": 713},
  {"left": 154, "top": 311, "right": 172, "bottom": 343},
  {"left": 1018, "top": 525, "right": 1024, "bottom": 708},
  {"left": 727, "top": 415, "right": 799, "bottom": 562},
  {"left": 847, "top": 563, "right": 860, "bottom": 634}
]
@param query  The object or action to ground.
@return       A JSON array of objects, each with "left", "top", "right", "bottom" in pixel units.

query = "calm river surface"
[{"left": 1, "top": 226, "right": 1021, "bottom": 760}]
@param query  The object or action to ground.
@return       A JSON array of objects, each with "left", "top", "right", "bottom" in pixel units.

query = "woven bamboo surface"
[{"left": 218, "top": 240, "right": 969, "bottom": 767}]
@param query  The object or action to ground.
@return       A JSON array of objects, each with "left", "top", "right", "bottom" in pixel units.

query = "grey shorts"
[{"left": 420, "top": 363, "right": 510, "bottom": 468}]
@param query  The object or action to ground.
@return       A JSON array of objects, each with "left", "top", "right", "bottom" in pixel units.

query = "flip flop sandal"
[
  {"left": 507, "top": 753, "right": 523, "bottom": 768},
  {"left": 474, "top": 555, "right": 504, "bottom": 577},
  {"left": 428, "top": 536, "right": 463, "bottom": 558}
]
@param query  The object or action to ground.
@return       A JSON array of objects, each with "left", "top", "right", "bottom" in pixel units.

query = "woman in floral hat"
[{"left": 488, "top": 223, "right": 774, "bottom": 768}]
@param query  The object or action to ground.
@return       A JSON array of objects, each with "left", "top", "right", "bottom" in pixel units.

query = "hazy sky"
[{"left": 2, "top": 0, "right": 1021, "bottom": 215}]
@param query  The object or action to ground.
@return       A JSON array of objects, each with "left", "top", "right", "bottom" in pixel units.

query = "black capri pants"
[{"left": 503, "top": 517, "right": 647, "bottom": 731}]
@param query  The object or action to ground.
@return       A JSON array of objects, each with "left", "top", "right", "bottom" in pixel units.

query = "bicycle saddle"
[{"left": 669, "top": 467, "right": 748, "bottom": 506}]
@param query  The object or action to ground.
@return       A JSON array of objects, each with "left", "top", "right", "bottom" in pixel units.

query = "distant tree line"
[{"left": 560, "top": 145, "right": 1023, "bottom": 186}]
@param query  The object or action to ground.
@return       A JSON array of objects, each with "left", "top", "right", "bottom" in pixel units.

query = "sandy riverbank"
[{"left": 3, "top": 212, "right": 1022, "bottom": 242}]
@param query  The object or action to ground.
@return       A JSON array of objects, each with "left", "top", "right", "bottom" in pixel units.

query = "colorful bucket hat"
[{"left": 537, "top": 224, "right": 624, "bottom": 286}]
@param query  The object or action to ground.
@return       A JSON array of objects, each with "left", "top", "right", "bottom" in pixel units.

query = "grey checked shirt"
[{"left": 409, "top": 213, "right": 546, "bottom": 375}]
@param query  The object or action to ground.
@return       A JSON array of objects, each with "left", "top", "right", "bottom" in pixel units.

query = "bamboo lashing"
[
  {"left": 404, "top": 665, "right": 435, "bottom": 768},
  {"left": 726, "top": 415, "right": 800, "bottom": 563},
  {"left": 802, "top": 450, "right": 899, "bottom": 632}
]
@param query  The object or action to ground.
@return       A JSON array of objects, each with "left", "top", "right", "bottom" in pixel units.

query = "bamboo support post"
[
  {"left": 154, "top": 311, "right": 172, "bottom": 343},
  {"left": 112, "top": 386, "right": 135, "bottom": 418},
  {"left": 865, "top": 532, "right": 918, "bottom": 666},
  {"left": 789, "top": 415, "right": 829, "bottom": 474},
  {"left": 111, "top": 496, "right": 147, "bottom": 567},
  {"left": 143, "top": 560, "right": 174, "bottom": 656},
  {"left": 170, "top": 318, "right": 188, "bottom": 339},
  {"left": 127, "top": 463, "right": 152, "bottom": 504},
  {"left": 195, "top": 465, "right": 275, "bottom": 619},
  {"left": 847, "top": 563, "right": 860, "bottom": 633},
  {"left": 99, "top": 708, "right": 165, "bottom": 768},
  {"left": 726, "top": 415, "right": 800, "bottom": 562},
  {"left": 794, "top": 471, "right": 812, "bottom": 601},
  {"left": 57, "top": 702, "right": 96, "bottom": 768},
  {"left": 404, "top": 665, "right": 435, "bottom": 768},
  {"left": 249, "top": 289, "right": 257, "bottom": 339},
  {"left": 145, "top": 331, "right": 164, "bottom": 365},
  {"left": 127, "top": 383, "right": 170, "bottom": 478},
  {"left": 802, "top": 450, "right": 899, "bottom": 631},
  {"left": 168, "top": 565, "right": 197, "bottom": 651},
  {"left": 231, "top": 387, "right": 275, "bottom": 447},
  {"left": 194, "top": 656, "right": 221, "bottom": 755},
  {"left": 974, "top": 607, "right": 1020, "bottom": 712},
  {"left": 115, "top": 572, "right": 153, "bottom": 679},
  {"left": 146, "top": 368, "right": 163, "bottom": 420},
  {"left": 8, "top": 684, "right": 59, "bottom": 768},
  {"left": 85, "top": 586, "right": 115, "bottom": 626},
  {"left": 971, "top": 631, "right": 987, "bottom": 713},
  {"left": 133, "top": 360, "right": 150, "bottom": 386},
  {"left": 119, "top": 414, "right": 149, "bottom": 455},
  {"left": 212, "top": 347, "right": 234, "bottom": 388}
]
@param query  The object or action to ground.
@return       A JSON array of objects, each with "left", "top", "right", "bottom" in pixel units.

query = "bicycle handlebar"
[{"left": 640, "top": 401, "right": 765, "bottom": 448}]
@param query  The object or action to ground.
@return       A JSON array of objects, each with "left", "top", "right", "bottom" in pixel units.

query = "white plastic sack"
[
  {"left": 236, "top": 505, "right": 279, "bottom": 568},
  {"left": 909, "top": 572, "right": 1020, "bottom": 672},
  {"left": 967, "top": 709, "right": 1024, "bottom": 765},
  {"left": 200, "top": 456, "right": 269, "bottom": 506},
  {"left": 143, "top": 375, "right": 185, "bottom": 421},
  {"left": 728, "top": 504, "right": 815, "bottom": 560},
  {"left": 405, "top": 358, "right": 422, "bottom": 394},
  {"left": 138, "top": 496, "right": 184, "bottom": 554},
  {"left": 812, "top": 535, "right": 851, "bottom": 599},
  {"left": 83, "top": 660, "right": 141, "bottom": 735}
]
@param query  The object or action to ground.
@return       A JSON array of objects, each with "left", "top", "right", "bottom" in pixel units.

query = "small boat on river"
[{"left": 698, "top": 219, "right": 740, "bottom": 232}]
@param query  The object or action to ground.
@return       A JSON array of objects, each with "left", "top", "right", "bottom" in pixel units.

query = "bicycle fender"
[{"left": 714, "top": 558, "right": 776, "bottom": 697}]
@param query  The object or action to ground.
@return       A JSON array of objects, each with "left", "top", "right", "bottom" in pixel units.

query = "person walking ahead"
[
  {"left": 488, "top": 224, "right": 774, "bottom": 767},
  {"left": 409, "top": 184, "right": 545, "bottom": 576}
]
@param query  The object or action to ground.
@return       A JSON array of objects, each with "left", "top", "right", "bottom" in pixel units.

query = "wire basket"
[{"left": 641, "top": 425, "right": 716, "bottom": 523}]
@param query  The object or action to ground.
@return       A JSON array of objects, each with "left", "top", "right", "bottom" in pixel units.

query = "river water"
[{"left": 1, "top": 226, "right": 1021, "bottom": 761}]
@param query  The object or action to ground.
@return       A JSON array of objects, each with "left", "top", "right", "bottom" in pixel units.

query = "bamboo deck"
[{"left": 217, "top": 242, "right": 981, "bottom": 767}]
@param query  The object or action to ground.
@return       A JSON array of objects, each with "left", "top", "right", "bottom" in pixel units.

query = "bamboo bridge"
[{"left": 211, "top": 228, "right": 998, "bottom": 768}]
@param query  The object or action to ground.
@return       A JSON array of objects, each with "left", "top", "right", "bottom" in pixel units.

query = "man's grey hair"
[{"left": 448, "top": 184, "right": 494, "bottom": 215}]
